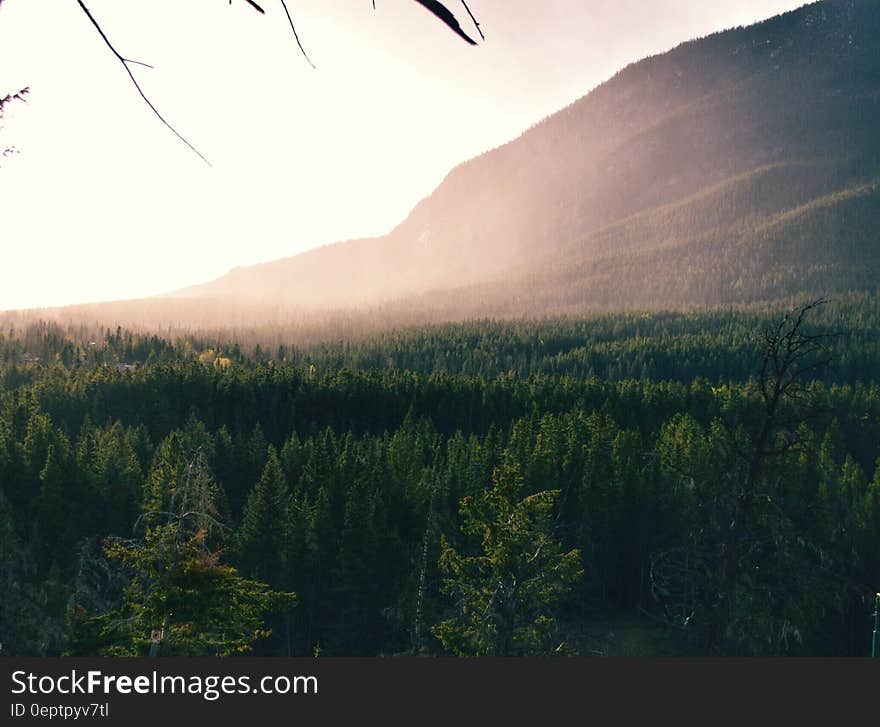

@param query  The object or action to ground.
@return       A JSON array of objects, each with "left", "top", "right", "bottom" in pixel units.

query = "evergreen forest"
[{"left": 1, "top": 295, "right": 878, "bottom": 657}]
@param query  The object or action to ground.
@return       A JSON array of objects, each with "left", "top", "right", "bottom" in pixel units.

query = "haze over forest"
[
  {"left": 4, "top": 0, "right": 878, "bottom": 344},
  {"left": 183, "top": 0, "right": 879, "bottom": 310}
]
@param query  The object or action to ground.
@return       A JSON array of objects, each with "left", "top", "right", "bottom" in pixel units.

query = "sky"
[{"left": 0, "top": 0, "right": 809, "bottom": 311}]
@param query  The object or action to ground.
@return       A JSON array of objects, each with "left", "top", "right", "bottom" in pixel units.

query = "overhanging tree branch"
[
  {"left": 72, "top": 1, "right": 481, "bottom": 164},
  {"left": 414, "top": 0, "right": 478, "bottom": 45},
  {"left": 75, "top": 0, "right": 212, "bottom": 166},
  {"left": 279, "top": 0, "right": 316, "bottom": 69},
  {"left": 0, "top": 87, "right": 29, "bottom": 113},
  {"left": 0, "top": 87, "right": 30, "bottom": 161},
  {"left": 460, "top": 1, "right": 484, "bottom": 41}
]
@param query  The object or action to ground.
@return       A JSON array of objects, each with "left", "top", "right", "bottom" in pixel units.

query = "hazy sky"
[{"left": 0, "top": 0, "right": 808, "bottom": 310}]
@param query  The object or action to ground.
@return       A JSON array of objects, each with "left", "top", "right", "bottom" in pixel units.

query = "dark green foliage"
[
  {"left": 1, "top": 298, "right": 879, "bottom": 655},
  {"left": 236, "top": 446, "right": 287, "bottom": 583},
  {"left": 66, "top": 450, "right": 293, "bottom": 657},
  {"left": 67, "top": 524, "right": 295, "bottom": 657},
  {"left": 0, "top": 489, "right": 65, "bottom": 655},
  {"left": 433, "top": 463, "right": 582, "bottom": 655}
]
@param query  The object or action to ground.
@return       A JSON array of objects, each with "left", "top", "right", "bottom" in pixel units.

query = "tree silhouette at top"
[{"left": 68, "top": 0, "right": 484, "bottom": 164}]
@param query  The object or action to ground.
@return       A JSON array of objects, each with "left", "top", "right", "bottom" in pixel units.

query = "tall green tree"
[
  {"left": 67, "top": 523, "right": 295, "bottom": 656},
  {"left": 236, "top": 446, "right": 288, "bottom": 584},
  {"left": 432, "top": 462, "right": 582, "bottom": 656},
  {"left": 31, "top": 443, "right": 69, "bottom": 570},
  {"left": 68, "top": 448, "right": 291, "bottom": 657},
  {"left": 0, "top": 489, "right": 64, "bottom": 655}
]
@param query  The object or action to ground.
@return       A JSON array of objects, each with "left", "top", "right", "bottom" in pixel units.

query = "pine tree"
[
  {"left": 336, "top": 477, "right": 379, "bottom": 654},
  {"left": 306, "top": 483, "right": 338, "bottom": 651},
  {"left": 32, "top": 443, "right": 69, "bottom": 570},
  {"left": 236, "top": 446, "right": 288, "bottom": 584},
  {"left": 0, "top": 489, "right": 64, "bottom": 654},
  {"left": 432, "top": 462, "right": 582, "bottom": 656},
  {"left": 142, "top": 431, "right": 189, "bottom": 515},
  {"left": 67, "top": 524, "right": 295, "bottom": 656}
]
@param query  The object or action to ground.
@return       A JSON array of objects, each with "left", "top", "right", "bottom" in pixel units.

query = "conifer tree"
[
  {"left": 336, "top": 477, "right": 379, "bottom": 654},
  {"left": 433, "top": 462, "right": 582, "bottom": 656},
  {"left": 236, "top": 446, "right": 288, "bottom": 584},
  {"left": 68, "top": 524, "right": 295, "bottom": 656},
  {"left": 0, "top": 489, "right": 63, "bottom": 654},
  {"left": 32, "top": 443, "right": 70, "bottom": 570}
]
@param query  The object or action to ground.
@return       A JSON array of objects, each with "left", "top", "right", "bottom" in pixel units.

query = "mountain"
[
  {"left": 173, "top": 0, "right": 880, "bottom": 317},
  {"left": 7, "top": 0, "right": 851, "bottom": 335}
]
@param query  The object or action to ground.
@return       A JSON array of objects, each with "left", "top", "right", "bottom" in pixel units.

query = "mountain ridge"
[
  {"left": 13, "top": 0, "right": 878, "bottom": 331},
  {"left": 171, "top": 0, "right": 878, "bottom": 316}
]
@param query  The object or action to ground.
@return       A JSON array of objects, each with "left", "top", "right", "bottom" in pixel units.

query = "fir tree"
[
  {"left": 236, "top": 446, "right": 288, "bottom": 584},
  {"left": 432, "top": 462, "right": 582, "bottom": 656}
]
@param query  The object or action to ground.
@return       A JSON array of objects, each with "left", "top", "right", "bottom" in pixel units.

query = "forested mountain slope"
[{"left": 178, "top": 0, "right": 880, "bottom": 314}]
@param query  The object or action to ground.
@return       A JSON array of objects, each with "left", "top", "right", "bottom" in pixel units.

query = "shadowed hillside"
[{"left": 172, "top": 0, "right": 879, "bottom": 317}]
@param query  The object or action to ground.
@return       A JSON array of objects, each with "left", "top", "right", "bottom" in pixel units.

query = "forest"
[{"left": 1, "top": 295, "right": 878, "bottom": 657}]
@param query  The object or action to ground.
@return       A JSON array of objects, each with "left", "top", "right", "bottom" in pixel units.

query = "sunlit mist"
[{"left": 1, "top": 0, "right": 808, "bottom": 311}]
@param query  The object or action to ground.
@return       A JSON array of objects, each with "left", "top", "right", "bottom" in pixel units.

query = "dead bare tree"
[
  {"left": 709, "top": 298, "right": 836, "bottom": 651},
  {"left": 134, "top": 447, "right": 229, "bottom": 548},
  {"left": 649, "top": 299, "right": 839, "bottom": 654}
]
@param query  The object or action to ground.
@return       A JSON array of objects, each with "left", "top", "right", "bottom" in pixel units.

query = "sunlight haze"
[{"left": 0, "top": 0, "right": 808, "bottom": 310}]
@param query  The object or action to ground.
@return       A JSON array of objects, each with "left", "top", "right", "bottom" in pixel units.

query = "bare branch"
[
  {"left": 279, "top": 0, "right": 316, "bottom": 69},
  {"left": 68, "top": 0, "right": 482, "bottom": 164},
  {"left": 135, "top": 509, "right": 229, "bottom": 534},
  {"left": 121, "top": 58, "right": 154, "bottom": 70},
  {"left": 413, "top": 0, "right": 478, "bottom": 45},
  {"left": 460, "top": 0, "right": 484, "bottom": 41},
  {"left": 75, "top": 0, "right": 211, "bottom": 166},
  {"left": 0, "top": 87, "right": 29, "bottom": 115}
]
